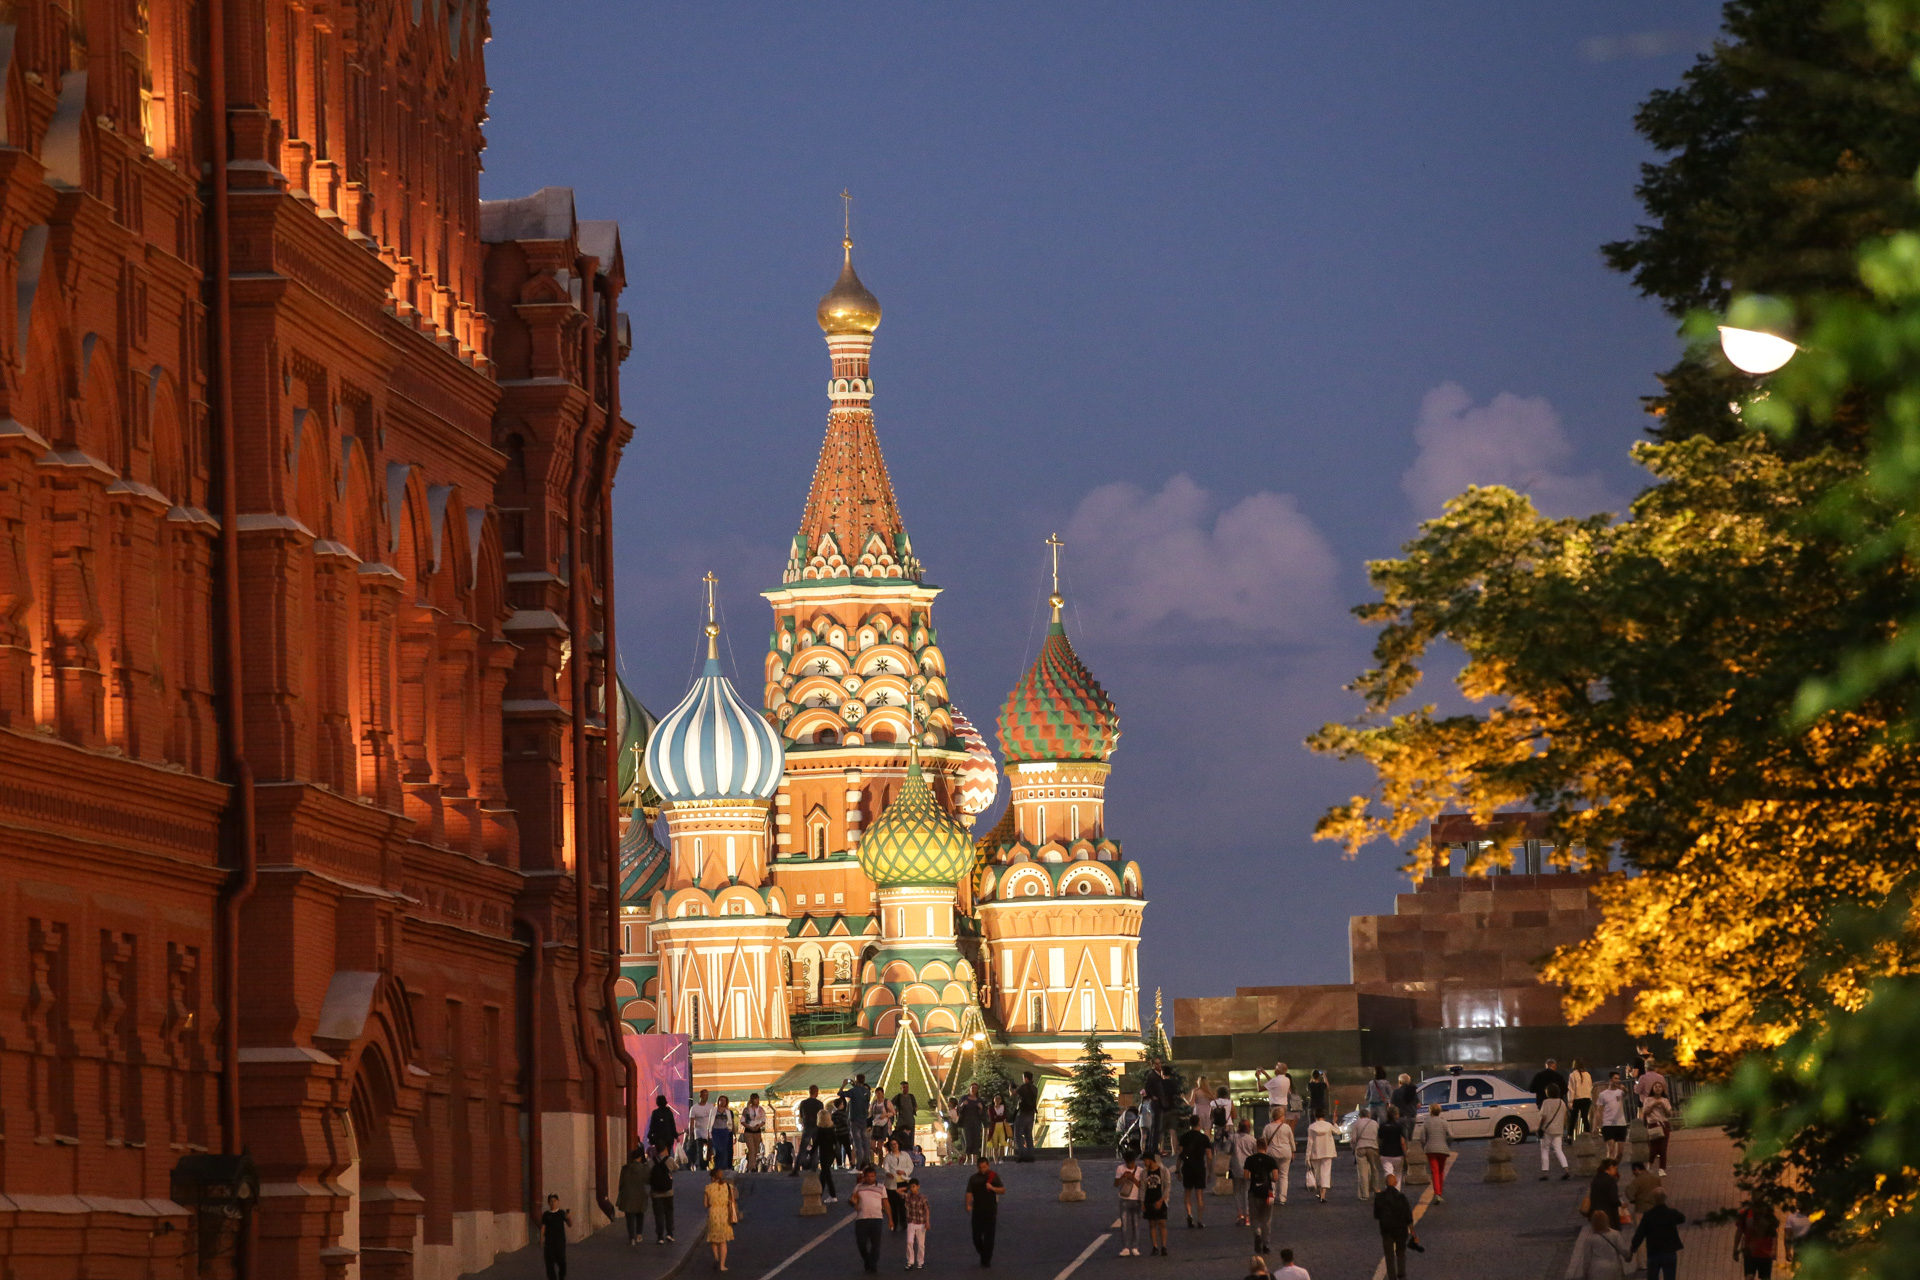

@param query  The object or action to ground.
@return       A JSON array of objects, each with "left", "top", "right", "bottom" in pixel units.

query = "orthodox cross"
[
  {"left": 842, "top": 189, "right": 853, "bottom": 242},
  {"left": 1046, "top": 532, "right": 1065, "bottom": 618},
  {"left": 703, "top": 571, "right": 719, "bottom": 658}
]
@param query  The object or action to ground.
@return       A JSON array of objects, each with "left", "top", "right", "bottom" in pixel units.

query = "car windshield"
[{"left": 1420, "top": 1081, "right": 1452, "bottom": 1106}]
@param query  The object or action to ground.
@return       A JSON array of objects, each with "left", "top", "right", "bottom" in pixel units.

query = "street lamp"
[
  {"left": 1718, "top": 295, "right": 1798, "bottom": 374},
  {"left": 1718, "top": 326, "right": 1798, "bottom": 374}
]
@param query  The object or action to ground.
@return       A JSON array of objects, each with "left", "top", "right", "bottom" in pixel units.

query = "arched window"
[
  {"left": 816, "top": 727, "right": 839, "bottom": 746},
  {"left": 1080, "top": 988, "right": 1095, "bottom": 1030},
  {"left": 1070, "top": 805, "right": 1081, "bottom": 840},
  {"left": 810, "top": 822, "right": 828, "bottom": 859},
  {"left": 725, "top": 836, "right": 737, "bottom": 880},
  {"left": 693, "top": 837, "right": 704, "bottom": 881},
  {"left": 1036, "top": 806, "right": 1046, "bottom": 845}
]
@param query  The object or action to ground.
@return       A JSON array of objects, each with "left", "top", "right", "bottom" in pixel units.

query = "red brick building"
[{"left": 0, "top": 4, "right": 633, "bottom": 1276}]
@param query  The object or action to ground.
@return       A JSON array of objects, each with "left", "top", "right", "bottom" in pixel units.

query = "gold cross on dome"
[
  {"left": 1046, "top": 532, "right": 1064, "bottom": 595},
  {"left": 703, "top": 571, "right": 719, "bottom": 659},
  {"left": 842, "top": 189, "right": 852, "bottom": 242}
]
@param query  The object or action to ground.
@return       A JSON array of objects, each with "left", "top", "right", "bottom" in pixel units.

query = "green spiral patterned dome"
[{"left": 859, "top": 757, "right": 973, "bottom": 888}]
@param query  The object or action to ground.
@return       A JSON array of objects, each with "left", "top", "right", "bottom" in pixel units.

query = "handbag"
[{"left": 1578, "top": 1192, "right": 1591, "bottom": 1217}]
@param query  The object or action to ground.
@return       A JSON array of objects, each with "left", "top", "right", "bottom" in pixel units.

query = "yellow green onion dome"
[
  {"left": 858, "top": 753, "right": 973, "bottom": 888},
  {"left": 950, "top": 706, "right": 1000, "bottom": 817},
  {"left": 817, "top": 237, "right": 882, "bottom": 335},
  {"left": 997, "top": 617, "right": 1119, "bottom": 764}
]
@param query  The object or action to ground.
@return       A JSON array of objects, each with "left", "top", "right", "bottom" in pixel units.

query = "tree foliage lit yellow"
[{"left": 1309, "top": 437, "right": 1920, "bottom": 1072}]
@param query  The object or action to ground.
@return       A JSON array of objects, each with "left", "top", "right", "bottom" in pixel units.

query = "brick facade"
[{"left": 0, "top": 5, "right": 631, "bottom": 1276}]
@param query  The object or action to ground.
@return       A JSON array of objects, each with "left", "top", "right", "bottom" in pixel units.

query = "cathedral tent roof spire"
[{"left": 785, "top": 208, "right": 923, "bottom": 586}]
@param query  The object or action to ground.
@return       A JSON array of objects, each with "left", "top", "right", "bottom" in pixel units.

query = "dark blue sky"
[{"left": 480, "top": 2, "right": 1722, "bottom": 1022}]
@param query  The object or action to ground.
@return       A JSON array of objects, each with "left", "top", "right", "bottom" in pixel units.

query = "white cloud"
[
  {"left": 1401, "top": 382, "right": 1621, "bottom": 519},
  {"left": 1580, "top": 31, "right": 1704, "bottom": 63},
  {"left": 1062, "top": 474, "right": 1340, "bottom": 643}
]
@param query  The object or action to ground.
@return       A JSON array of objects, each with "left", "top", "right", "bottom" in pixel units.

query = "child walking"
[{"left": 902, "top": 1176, "right": 931, "bottom": 1270}]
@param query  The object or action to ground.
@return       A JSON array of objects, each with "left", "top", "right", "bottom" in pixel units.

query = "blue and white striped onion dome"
[{"left": 644, "top": 655, "right": 785, "bottom": 802}]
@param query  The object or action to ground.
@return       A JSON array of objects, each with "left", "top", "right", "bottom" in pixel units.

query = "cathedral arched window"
[
  {"left": 1070, "top": 805, "right": 1081, "bottom": 840},
  {"left": 726, "top": 836, "right": 737, "bottom": 879}
]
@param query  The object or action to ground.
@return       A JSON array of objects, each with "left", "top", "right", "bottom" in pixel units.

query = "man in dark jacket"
[
  {"left": 1143, "top": 1062, "right": 1179, "bottom": 1155},
  {"left": 842, "top": 1073, "right": 874, "bottom": 1165},
  {"left": 1389, "top": 1075, "right": 1420, "bottom": 1139},
  {"left": 1528, "top": 1059, "right": 1568, "bottom": 1109},
  {"left": 645, "top": 1096, "right": 679, "bottom": 1162},
  {"left": 1588, "top": 1158, "right": 1624, "bottom": 1229},
  {"left": 1373, "top": 1174, "right": 1415, "bottom": 1280},
  {"left": 1630, "top": 1188, "right": 1687, "bottom": 1280},
  {"left": 1014, "top": 1072, "right": 1040, "bottom": 1162}
]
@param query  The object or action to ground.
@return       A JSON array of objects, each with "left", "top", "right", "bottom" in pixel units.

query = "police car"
[{"left": 1341, "top": 1071, "right": 1541, "bottom": 1145}]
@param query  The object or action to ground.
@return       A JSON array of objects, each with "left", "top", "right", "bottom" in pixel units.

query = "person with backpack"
[
  {"left": 1117, "top": 1103, "right": 1145, "bottom": 1160},
  {"left": 1141, "top": 1151, "right": 1173, "bottom": 1257},
  {"left": 646, "top": 1094, "right": 679, "bottom": 1165},
  {"left": 1374, "top": 1173, "right": 1416, "bottom": 1280},
  {"left": 1735, "top": 1199, "right": 1779, "bottom": 1278},
  {"left": 1115, "top": 1150, "right": 1146, "bottom": 1257},
  {"left": 1539, "top": 1084, "right": 1571, "bottom": 1180},
  {"left": 648, "top": 1147, "right": 676, "bottom": 1244},
  {"left": 1210, "top": 1086, "right": 1236, "bottom": 1149},
  {"left": 1261, "top": 1108, "right": 1295, "bottom": 1205},
  {"left": 1241, "top": 1135, "right": 1281, "bottom": 1255}
]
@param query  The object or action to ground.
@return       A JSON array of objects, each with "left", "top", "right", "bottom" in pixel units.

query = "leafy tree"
[
  {"left": 969, "top": 1039, "right": 1018, "bottom": 1103},
  {"left": 1066, "top": 1034, "right": 1121, "bottom": 1149},
  {"left": 1602, "top": 0, "right": 1920, "bottom": 448},
  {"left": 1311, "top": 436, "right": 1920, "bottom": 1068}
]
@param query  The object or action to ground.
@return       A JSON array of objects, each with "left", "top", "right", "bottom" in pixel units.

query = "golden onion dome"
[
  {"left": 858, "top": 754, "right": 972, "bottom": 888},
  {"left": 818, "top": 238, "right": 882, "bottom": 335}
]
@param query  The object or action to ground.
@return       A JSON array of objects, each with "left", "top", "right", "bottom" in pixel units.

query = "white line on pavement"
[
  {"left": 1054, "top": 1232, "right": 1114, "bottom": 1280},
  {"left": 1370, "top": 1185, "right": 1436, "bottom": 1280},
  {"left": 757, "top": 1212, "right": 853, "bottom": 1280}
]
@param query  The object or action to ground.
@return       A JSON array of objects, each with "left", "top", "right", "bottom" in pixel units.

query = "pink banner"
[{"left": 627, "top": 1033, "right": 692, "bottom": 1135}]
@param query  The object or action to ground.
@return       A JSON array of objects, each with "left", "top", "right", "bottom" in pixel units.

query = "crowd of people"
[{"left": 530, "top": 1049, "right": 1787, "bottom": 1280}]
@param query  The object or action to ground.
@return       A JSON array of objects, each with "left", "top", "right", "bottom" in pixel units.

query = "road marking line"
[
  {"left": 1054, "top": 1232, "right": 1114, "bottom": 1280},
  {"left": 757, "top": 1212, "right": 853, "bottom": 1280},
  {"left": 1369, "top": 1185, "right": 1435, "bottom": 1280}
]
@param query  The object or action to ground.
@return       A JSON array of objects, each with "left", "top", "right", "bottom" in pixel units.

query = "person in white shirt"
[
  {"left": 1350, "top": 1112, "right": 1383, "bottom": 1201},
  {"left": 1272, "top": 1246, "right": 1311, "bottom": 1279},
  {"left": 1114, "top": 1152, "right": 1145, "bottom": 1257},
  {"left": 882, "top": 1139, "right": 915, "bottom": 1231},
  {"left": 1256, "top": 1063, "right": 1293, "bottom": 1117},
  {"left": 1596, "top": 1072, "right": 1630, "bottom": 1162},
  {"left": 687, "top": 1089, "right": 715, "bottom": 1171},
  {"left": 1305, "top": 1111, "right": 1338, "bottom": 1203},
  {"left": 1537, "top": 1085, "right": 1570, "bottom": 1180},
  {"left": 1261, "top": 1112, "right": 1295, "bottom": 1204}
]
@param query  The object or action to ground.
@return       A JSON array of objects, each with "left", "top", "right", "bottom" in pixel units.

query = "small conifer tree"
[
  {"left": 969, "top": 1038, "right": 1018, "bottom": 1102},
  {"left": 1066, "top": 1033, "right": 1121, "bottom": 1148}
]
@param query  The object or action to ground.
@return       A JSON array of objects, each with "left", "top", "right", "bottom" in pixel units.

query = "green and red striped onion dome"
[{"left": 997, "top": 619, "right": 1119, "bottom": 764}]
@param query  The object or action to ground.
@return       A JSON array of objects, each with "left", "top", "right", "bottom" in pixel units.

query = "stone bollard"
[
  {"left": 1059, "top": 1152, "right": 1086, "bottom": 1202},
  {"left": 1628, "top": 1120, "right": 1651, "bottom": 1167},
  {"left": 1403, "top": 1136, "right": 1430, "bottom": 1186},
  {"left": 1484, "top": 1139, "right": 1517, "bottom": 1184},
  {"left": 1571, "top": 1132, "right": 1602, "bottom": 1178},
  {"left": 800, "top": 1168, "right": 825, "bottom": 1216}
]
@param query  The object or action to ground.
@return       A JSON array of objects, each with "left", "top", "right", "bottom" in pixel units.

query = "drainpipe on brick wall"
[
  {"left": 597, "top": 297, "right": 639, "bottom": 1156},
  {"left": 515, "top": 913, "right": 546, "bottom": 1223},
  {"left": 567, "top": 292, "right": 616, "bottom": 1224},
  {"left": 207, "top": 0, "right": 258, "bottom": 1172}
]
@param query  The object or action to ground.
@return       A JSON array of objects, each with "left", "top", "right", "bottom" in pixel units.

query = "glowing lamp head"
[
  {"left": 1718, "top": 294, "right": 1798, "bottom": 374},
  {"left": 1718, "top": 326, "right": 1798, "bottom": 375}
]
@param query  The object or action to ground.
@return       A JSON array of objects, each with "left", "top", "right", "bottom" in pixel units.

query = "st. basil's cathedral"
[{"left": 612, "top": 233, "right": 1148, "bottom": 1101}]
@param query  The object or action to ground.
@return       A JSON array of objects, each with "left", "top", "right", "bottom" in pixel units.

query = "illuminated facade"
[{"left": 616, "top": 232, "right": 1146, "bottom": 1096}]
